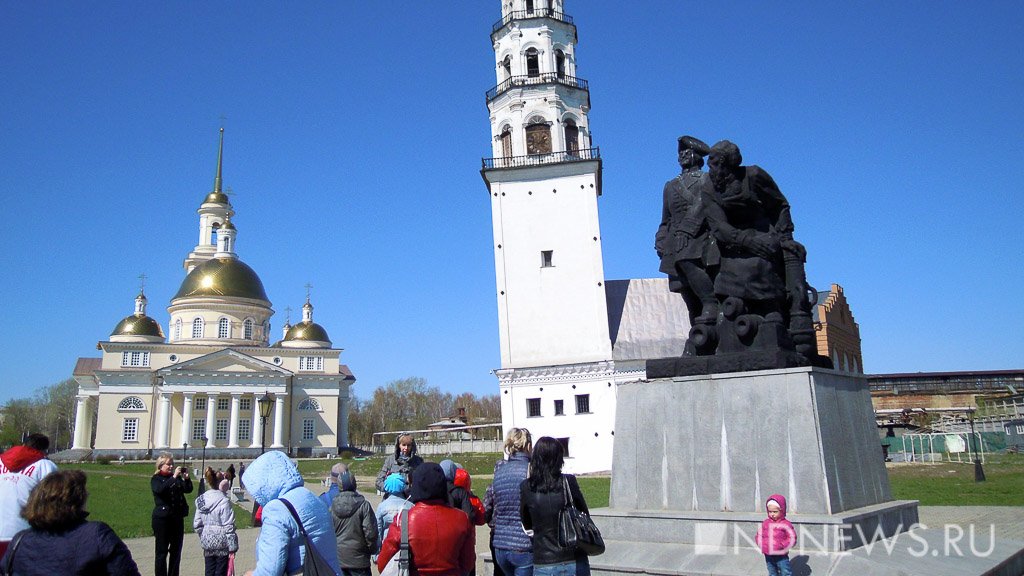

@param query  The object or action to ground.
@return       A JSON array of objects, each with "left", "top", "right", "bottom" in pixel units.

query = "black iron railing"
[
  {"left": 482, "top": 147, "right": 600, "bottom": 170},
  {"left": 486, "top": 73, "right": 588, "bottom": 101},
  {"left": 492, "top": 9, "right": 574, "bottom": 33}
]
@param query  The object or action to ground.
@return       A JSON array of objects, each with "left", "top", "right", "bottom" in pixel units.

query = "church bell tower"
[{"left": 482, "top": 0, "right": 611, "bottom": 369}]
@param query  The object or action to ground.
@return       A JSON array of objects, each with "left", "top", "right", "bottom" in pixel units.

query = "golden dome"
[
  {"left": 204, "top": 192, "right": 231, "bottom": 205},
  {"left": 284, "top": 321, "right": 331, "bottom": 344},
  {"left": 173, "top": 257, "right": 270, "bottom": 302},
  {"left": 111, "top": 314, "right": 165, "bottom": 338}
]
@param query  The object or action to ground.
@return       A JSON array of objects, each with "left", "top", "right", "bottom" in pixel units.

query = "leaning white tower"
[
  {"left": 482, "top": 0, "right": 610, "bottom": 370},
  {"left": 483, "top": 1, "right": 618, "bottom": 473}
]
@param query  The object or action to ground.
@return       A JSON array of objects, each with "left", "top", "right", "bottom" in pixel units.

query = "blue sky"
[{"left": 1, "top": 2, "right": 1021, "bottom": 404}]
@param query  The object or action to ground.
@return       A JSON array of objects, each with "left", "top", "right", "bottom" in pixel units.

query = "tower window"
[
  {"left": 218, "top": 317, "right": 230, "bottom": 339},
  {"left": 525, "top": 48, "right": 540, "bottom": 77},
  {"left": 526, "top": 0, "right": 534, "bottom": 14},
  {"left": 526, "top": 123, "right": 552, "bottom": 155},
  {"left": 173, "top": 318, "right": 182, "bottom": 340},
  {"left": 564, "top": 120, "right": 580, "bottom": 154},
  {"left": 541, "top": 250, "right": 554, "bottom": 267},
  {"left": 527, "top": 398, "right": 541, "bottom": 417},
  {"left": 575, "top": 394, "right": 591, "bottom": 414},
  {"left": 554, "top": 399, "right": 564, "bottom": 416},
  {"left": 555, "top": 50, "right": 566, "bottom": 78},
  {"left": 244, "top": 318, "right": 254, "bottom": 339},
  {"left": 192, "top": 318, "right": 204, "bottom": 339}
]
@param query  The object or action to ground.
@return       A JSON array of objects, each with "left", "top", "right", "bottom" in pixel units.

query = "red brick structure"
[{"left": 813, "top": 284, "right": 863, "bottom": 373}]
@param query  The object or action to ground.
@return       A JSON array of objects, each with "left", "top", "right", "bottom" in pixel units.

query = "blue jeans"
[
  {"left": 765, "top": 555, "right": 792, "bottom": 576},
  {"left": 495, "top": 548, "right": 533, "bottom": 576},
  {"left": 534, "top": 557, "right": 589, "bottom": 576}
]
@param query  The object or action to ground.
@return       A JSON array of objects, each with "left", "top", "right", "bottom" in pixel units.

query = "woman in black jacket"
[
  {"left": 519, "top": 437, "right": 591, "bottom": 576},
  {"left": 151, "top": 452, "right": 193, "bottom": 576}
]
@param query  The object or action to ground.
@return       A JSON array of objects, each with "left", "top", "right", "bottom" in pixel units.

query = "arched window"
[
  {"left": 173, "top": 318, "right": 182, "bottom": 340},
  {"left": 500, "top": 126, "right": 513, "bottom": 158},
  {"left": 192, "top": 318, "right": 204, "bottom": 339},
  {"left": 525, "top": 48, "right": 540, "bottom": 78},
  {"left": 564, "top": 119, "right": 579, "bottom": 154},
  {"left": 118, "top": 396, "right": 146, "bottom": 411},
  {"left": 211, "top": 222, "right": 220, "bottom": 247},
  {"left": 526, "top": 122, "right": 552, "bottom": 155},
  {"left": 298, "top": 398, "right": 322, "bottom": 412},
  {"left": 218, "top": 317, "right": 230, "bottom": 339},
  {"left": 243, "top": 318, "right": 254, "bottom": 340},
  {"left": 555, "top": 49, "right": 565, "bottom": 78}
]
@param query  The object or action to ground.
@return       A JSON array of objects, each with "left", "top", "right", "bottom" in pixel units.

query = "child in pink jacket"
[{"left": 755, "top": 494, "right": 795, "bottom": 576}]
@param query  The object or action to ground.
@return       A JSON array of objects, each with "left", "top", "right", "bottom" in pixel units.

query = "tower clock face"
[{"left": 526, "top": 127, "right": 552, "bottom": 155}]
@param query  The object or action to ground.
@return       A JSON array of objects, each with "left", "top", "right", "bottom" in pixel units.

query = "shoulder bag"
[
  {"left": 556, "top": 475, "right": 605, "bottom": 556},
  {"left": 279, "top": 498, "right": 336, "bottom": 576},
  {"left": 380, "top": 508, "right": 411, "bottom": 576}
]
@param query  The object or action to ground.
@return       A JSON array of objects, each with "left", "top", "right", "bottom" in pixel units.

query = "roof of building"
[
  {"left": 605, "top": 278, "right": 690, "bottom": 361},
  {"left": 73, "top": 357, "right": 101, "bottom": 376},
  {"left": 172, "top": 257, "right": 269, "bottom": 302}
]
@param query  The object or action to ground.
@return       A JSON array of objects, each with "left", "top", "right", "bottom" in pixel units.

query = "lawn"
[
  {"left": 887, "top": 452, "right": 1024, "bottom": 505},
  {"left": 66, "top": 462, "right": 255, "bottom": 539},
  {"left": 71, "top": 451, "right": 1022, "bottom": 539}
]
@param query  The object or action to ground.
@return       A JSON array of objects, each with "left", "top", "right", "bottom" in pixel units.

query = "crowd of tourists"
[{"left": 0, "top": 429, "right": 796, "bottom": 576}]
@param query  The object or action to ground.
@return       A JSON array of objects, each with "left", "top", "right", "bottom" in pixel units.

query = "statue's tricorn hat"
[{"left": 678, "top": 135, "right": 710, "bottom": 156}]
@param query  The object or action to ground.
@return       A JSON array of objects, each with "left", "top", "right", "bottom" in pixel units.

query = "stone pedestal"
[
  {"left": 592, "top": 367, "right": 921, "bottom": 570},
  {"left": 611, "top": 367, "right": 894, "bottom": 516}
]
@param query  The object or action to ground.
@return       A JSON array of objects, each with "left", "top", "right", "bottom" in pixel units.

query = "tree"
[
  {"left": 348, "top": 378, "right": 501, "bottom": 446},
  {"left": 0, "top": 378, "right": 78, "bottom": 451}
]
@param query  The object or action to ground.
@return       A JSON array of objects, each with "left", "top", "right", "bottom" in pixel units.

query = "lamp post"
[
  {"left": 258, "top": 391, "right": 273, "bottom": 455},
  {"left": 968, "top": 408, "right": 986, "bottom": 482},
  {"left": 199, "top": 436, "right": 208, "bottom": 493},
  {"left": 183, "top": 442, "right": 188, "bottom": 466}
]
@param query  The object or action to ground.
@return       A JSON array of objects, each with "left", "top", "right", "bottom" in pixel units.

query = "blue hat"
[{"left": 383, "top": 472, "right": 406, "bottom": 495}]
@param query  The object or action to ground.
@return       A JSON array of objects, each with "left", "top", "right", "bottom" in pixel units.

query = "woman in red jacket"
[{"left": 377, "top": 463, "right": 475, "bottom": 576}]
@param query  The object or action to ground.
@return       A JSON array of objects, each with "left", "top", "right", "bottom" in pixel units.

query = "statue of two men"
[{"left": 657, "top": 137, "right": 818, "bottom": 361}]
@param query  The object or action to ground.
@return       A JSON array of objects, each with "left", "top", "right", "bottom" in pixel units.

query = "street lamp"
[
  {"left": 199, "top": 436, "right": 208, "bottom": 493},
  {"left": 183, "top": 442, "right": 188, "bottom": 466},
  {"left": 968, "top": 408, "right": 986, "bottom": 482},
  {"left": 258, "top": 391, "right": 273, "bottom": 455}
]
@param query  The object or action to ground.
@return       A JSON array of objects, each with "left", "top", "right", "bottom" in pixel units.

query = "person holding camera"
[{"left": 152, "top": 452, "right": 193, "bottom": 576}]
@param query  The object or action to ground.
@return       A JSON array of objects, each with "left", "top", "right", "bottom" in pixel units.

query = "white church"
[
  {"left": 71, "top": 130, "right": 355, "bottom": 458},
  {"left": 481, "top": 0, "right": 691, "bottom": 474}
]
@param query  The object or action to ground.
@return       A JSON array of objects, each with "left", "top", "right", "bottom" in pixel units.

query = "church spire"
[{"left": 213, "top": 127, "right": 225, "bottom": 196}]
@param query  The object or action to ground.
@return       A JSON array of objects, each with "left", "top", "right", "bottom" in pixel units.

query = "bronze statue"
[
  {"left": 649, "top": 138, "right": 830, "bottom": 377},
  {"left": 655, "top": 136, "right": 719, "bottom": 327}
]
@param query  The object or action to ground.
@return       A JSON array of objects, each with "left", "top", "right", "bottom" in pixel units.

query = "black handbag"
[
  {"left": 556, "top": 475, "right": 605, "bottom": 556},
  {"left": 280, "top": 498, "right": 337, "bottom": 576}
]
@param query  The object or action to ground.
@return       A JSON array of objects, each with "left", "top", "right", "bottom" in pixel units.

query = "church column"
[
  {"left": 271, "top": 395, "right": 285, "bottom": 448},
  {"left": 156, "top": 393, "right": 171, "bottom": 449},
  {"left": 180, "top": 393, "right": 194, "bottom": 448},
  {"left": 228, "top": 393, "right": 241, "bottom": 448},
  {"left": 337, "top": 396, "right": 349, "bottom": 447},
  {"left": 72, "top": 395, "right": 93, "bottom": 449},
  {"left": 205, "top": 395, "right": 217, "bottom": 448},
  {"left": 251, "top": 395, "right": 263, "bottom": 449}
]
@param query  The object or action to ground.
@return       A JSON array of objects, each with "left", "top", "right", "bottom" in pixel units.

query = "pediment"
[{"left": 159, "top": 348, "right": 290, "bottom": 376}]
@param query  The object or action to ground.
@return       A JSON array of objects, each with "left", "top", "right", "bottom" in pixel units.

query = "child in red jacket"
[
  {"left": 755, "top": 494, "right": 796, "bottom": 576},
  {"left": 454, "top": 468, "right": 487, "bottom": 526}
]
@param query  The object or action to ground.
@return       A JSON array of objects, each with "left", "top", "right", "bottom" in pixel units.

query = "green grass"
[
  {"left": 70, "top": 451, "right": 1022, "bottom": 538},
  {"left": 887, "top": 452, "right": 1024, "bottom": 505},
  {"left": 66, "top": 463, "right": 254, "bottom": 539}
]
